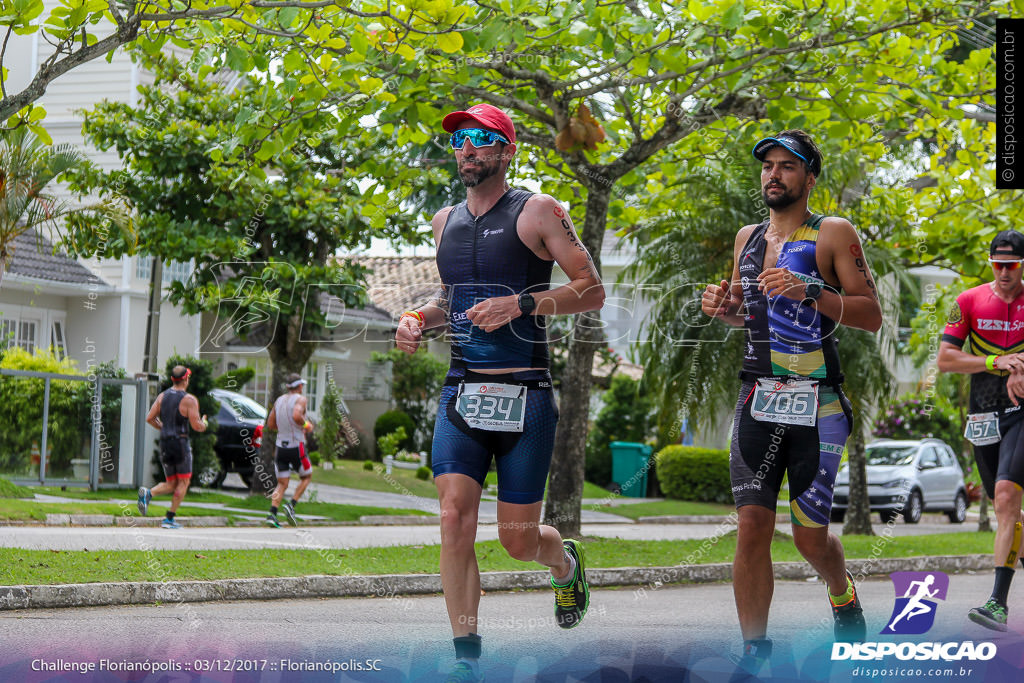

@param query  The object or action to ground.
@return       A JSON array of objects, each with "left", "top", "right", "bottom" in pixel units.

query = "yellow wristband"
[
  {"left": 402, "top": 310, "right": 424, "bottom": 326},
  {"left": 986, "top": 355, "right": 999, "bottom": 371}
]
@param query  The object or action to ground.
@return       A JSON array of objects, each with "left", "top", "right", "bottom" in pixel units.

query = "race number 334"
[{"left": 456, "top": 382, "right": 527, "bottom": 432}]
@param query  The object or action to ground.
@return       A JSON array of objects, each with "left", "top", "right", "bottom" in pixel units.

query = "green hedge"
[
  {"left": 656, "top": 445, "right": 732, "bottom": 503},
  {"left": 373, "top": 410, "right": 415, "bottom": 455}
]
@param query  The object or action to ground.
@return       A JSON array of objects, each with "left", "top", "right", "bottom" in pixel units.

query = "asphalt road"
[{"left": 1, "top": 573, "right": 1020, "bottom": 682}]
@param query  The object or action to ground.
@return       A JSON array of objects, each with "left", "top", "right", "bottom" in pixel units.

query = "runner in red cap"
[{"left": 396, "top": 104, "right": 604, "bottom": 682}]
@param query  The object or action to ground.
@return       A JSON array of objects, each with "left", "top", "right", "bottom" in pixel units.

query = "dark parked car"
[
  {"left": 199, "top": 389, "right": 267, "bottom": 488},
  {"left": 832, "top": 438, "right": 968, "bottom": 525}
]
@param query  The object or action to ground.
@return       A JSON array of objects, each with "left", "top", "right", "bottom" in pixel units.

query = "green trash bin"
[{"left": 610, "top": 441, "right": 653, "bottom": 498}]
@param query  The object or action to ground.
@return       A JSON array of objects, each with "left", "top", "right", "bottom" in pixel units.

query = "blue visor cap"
[{"left": 752, "top": 135, "right": 820, "bottom": 175}]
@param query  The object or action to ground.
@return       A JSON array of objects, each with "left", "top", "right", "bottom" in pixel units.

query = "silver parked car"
[{"left": 831, "top": 439, "right": 968, "bottom": 525}]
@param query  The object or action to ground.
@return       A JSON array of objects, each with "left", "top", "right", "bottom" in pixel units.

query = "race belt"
[
  {"left": 965, "top": 411, "right": 1000, "bottom": 446},
  {"left": 750, "top": 378, "right": 819, "bottom": 427},
  {"left": 456, "top": 382, "right": 527, "bottom": 432}
]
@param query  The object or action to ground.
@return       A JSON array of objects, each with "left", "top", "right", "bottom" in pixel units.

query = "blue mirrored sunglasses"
[{"left": 450, "top": 128, "right": 510, "bottom": 149}]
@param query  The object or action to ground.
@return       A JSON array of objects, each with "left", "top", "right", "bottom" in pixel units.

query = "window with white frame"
[
  {"left": 50, "top": 319, "right": 67, "bottom": 360},
  {"left": 304, "top": 362, "right": 319, "bottom": 414},
  {"left": 16, "top": 319, "right": 37, "bottom": 353},
  {"left": 136, "top": 256, "right": 193, "bottom": 284},
  {"left": 0, "top": 319, "right": 15, "bottom": 350}
]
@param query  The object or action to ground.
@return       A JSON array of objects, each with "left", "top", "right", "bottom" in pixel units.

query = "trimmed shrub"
[
  {"left": 363, "top": 460, "right": 375, "bottom": 471},
  {"left": 374, "top": 410, "right": 416, "bottom": 454},
  {"left": 308, "top": 450, "right": 322, "bottom": 466},
  {"left": 416, "top": 465, "right": 431, "bottom": 480},
  {"left": 656, "top": 445, "right": 732, "bottom": 503},
  {"left": 213, "top": 366, "right": 256, "bottom": 391}
]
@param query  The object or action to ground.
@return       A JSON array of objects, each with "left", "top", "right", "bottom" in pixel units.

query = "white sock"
[{"left": 552, "top": 550, "right": 576, "bottom": 585}]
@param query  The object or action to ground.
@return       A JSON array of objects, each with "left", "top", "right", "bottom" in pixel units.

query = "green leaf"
[
  {"left": 225, "top": 45, "right": 249, "bottom": 73},
  {"left": 278, "top": 6, "right": 299, "bottom": 27},
  {"left": 722, "top": 2, "right": 745, "bottom": 30},
  {"left": 437, "top": 31, "right": 464, "bottom": 54}
]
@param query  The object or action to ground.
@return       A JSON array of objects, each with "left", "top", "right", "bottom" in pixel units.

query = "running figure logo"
[{"left": 881, "top": 571, "right": 949, "bottom": 635}]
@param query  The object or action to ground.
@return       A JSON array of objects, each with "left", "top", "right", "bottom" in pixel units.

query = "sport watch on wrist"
[
  {"left": 803, "top": 283, "right": 823, "bottom": 304},
  {"left": 518, "top": 292, "right": 536, "bottom": 316}
]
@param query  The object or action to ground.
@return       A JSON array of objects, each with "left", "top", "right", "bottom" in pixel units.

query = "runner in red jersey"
[{"left": 939, "top": 230, "right": 1024, "bottom": 631}]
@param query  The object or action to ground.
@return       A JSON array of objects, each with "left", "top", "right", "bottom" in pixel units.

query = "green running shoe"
[
  {"left": 444, "top": 661, "right": 483, "bottom": 683},
  {"left": 968, "top": 598, "right": 1008, "bottom": 632},
  {"left": 829, "top": 570, "right": 866, "bottom": 642},
  {"left": 265, "top": 514, "right": 281, "bottom": 528},
  {"left": 551, "top": 539, "right": 590, "bottom": 629}
]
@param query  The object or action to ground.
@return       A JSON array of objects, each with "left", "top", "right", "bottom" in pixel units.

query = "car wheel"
[
  {"left": 880, "top": 509, "right": 899, "bottom": 524},
  {"left": 830, "top": 509, "right": 846, "bottom": 523},
  {"left": 947, "top": 491, "right": 967, "bottom": 524},
  {"left": 196, "top": 465, "right": 223, "bottom": 489},
  {"left": 903, "top": 490, "right": 923, "bottom": 524}
]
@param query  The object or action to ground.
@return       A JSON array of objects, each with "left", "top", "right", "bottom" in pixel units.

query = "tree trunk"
[
  {"left": 843, "top": 417, "right": 875, "bottom": 535},
  {"left": 978, "top": 494, "right": 992, "bottom": 532},
  {"left": 543, "top": 184, "right": 610, "bottom": 538},
  {"left": 142, "top": 258, "right": 163, "bottom": 374}
]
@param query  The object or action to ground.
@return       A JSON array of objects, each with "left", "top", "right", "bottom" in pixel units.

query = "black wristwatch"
[
  {"left": 803, "top": 283, "right": 823, "bottom": 304},
  {"left": 518, "top": 292, "right": 536, "bottom": 316}
]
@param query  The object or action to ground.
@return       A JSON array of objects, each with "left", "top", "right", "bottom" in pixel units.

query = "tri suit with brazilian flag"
[{"left": 730, "top": 212, "right": 854, "bottom": 529}]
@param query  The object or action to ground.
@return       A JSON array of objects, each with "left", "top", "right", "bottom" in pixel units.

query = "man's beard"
[
  {"left": 762, "top": 183, "right": 801, "bottom": 209},
  {"left": 459, "top": 159, "right": 502, "bottom": 188}
]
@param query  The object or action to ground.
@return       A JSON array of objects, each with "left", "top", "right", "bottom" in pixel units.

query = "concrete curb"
[
  {"left": 33, "top": 515, "right": 441, "bottom": 528},
  {"left": 636, "top": 515, "right": 737, "bottom": 524},
  {"left": 0, "top": 554, "right": 993, "bottom": 611},
  {"left": 42, "top": 515, "right": 230, "bottom": 527}
]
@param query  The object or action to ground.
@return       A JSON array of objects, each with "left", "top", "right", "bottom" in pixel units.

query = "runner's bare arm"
[
  {"left": 182, "top": 395, "right": 208, "bottom": 432},
  {"left": 145, "top": 394, "right": 163, "bottom": 429},
  {"left": 702, "top": 225, "right": 753, "bottom": 327},
  {"left": 813, "top": 219, "right": 882, "bottom": 332},
  {"left": 396, "top": 208, "right": 453, "bottom": 353},
  {"left": 292, "top": 395, "right": 308, "bottom": 426},
  {"left": 465, "top": 195, "right": 604, "bottom": 333},
  {"left": 265, "top": 405, "right": 278, "bottom": 432},
  {"left": 526, "top": 195, "right": 604, "bottom": 316}
]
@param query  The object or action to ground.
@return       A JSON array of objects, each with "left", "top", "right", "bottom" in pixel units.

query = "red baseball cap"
[{"left": 442, "top": 104, "right": 516, "bottom": 143}]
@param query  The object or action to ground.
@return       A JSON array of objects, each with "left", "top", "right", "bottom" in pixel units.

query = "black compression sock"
[
  {"left": 270, "top": 506, "right": 278, "bottom": 515},
  {"left": 453, "top": 633, "right": 482, "bottom": 660},
  {"left": 290, "top": 499, "right": 298, "bottom": 508},
  {"left": 992, "top": 566, "right": 1015, "bottom": 607}
]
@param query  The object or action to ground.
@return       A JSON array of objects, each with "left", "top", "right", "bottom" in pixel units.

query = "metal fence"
[{"left": 1, "top": 368, "right": 150, "bottom": 489}]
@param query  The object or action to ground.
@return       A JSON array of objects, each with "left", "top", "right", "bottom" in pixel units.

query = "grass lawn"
[
  {"left": 0, "top": 531, "right": 996, "bottom": 586},
  {"left": 596, "top": 499, "right": 736, "bottom": 519},
  {"left": 33, "top": 486, "right": 246, "bottom": 504},
  {"left": 314, "top": 460, "right": 440, "bottom": 499},
  {"left": 0, "top": 478, "right": 33, "bottom": 498},
  {"left": 0, "top": 499, "right": 249, "bottom": 522}
]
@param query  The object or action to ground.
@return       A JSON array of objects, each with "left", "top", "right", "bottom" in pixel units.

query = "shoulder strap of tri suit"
[
  {"left": 738, "top": 219, "right": 771, "bottom": 258},
  {"left": 806, "top": 213, "right": 825, "bottom": 229}
]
